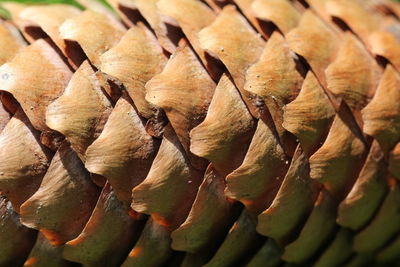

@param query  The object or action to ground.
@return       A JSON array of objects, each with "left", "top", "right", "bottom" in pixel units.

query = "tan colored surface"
[{"left": 0, "top": 0, "right": 399, "bottom": 265}]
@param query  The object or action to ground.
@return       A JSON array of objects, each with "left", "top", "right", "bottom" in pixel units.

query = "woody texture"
[{"left": 0, "top": 0, "right": 400, "bottom": 266}]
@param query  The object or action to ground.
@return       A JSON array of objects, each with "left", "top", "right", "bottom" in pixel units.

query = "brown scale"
[
  {"left": 13, "top": 5, "right": 82, "bottom": 68},
  {"left": 203, "top": 210, "right": 264, "bottom": 267},
  {"left": 257, "top": 146, "right": 320, "bottom": 243},
  {"left": 0, "top": 195, "right": 37, "bottom": 266},
  {"left": 0, "top": 39, "right": 72, "bottom": 132},
  {"left": 309, "top": 107, "right": 368, "bottom": 199},
  {"left": 63, "top": 183, "right": 144, "bottom": 266},
  {"left": 0, "top": 0, "right": 400, "bottom": 265},
  {"left": 59, "top": 9, "right": 126, "bottom": 68},
  {"left": 98, "top": 23, "right": 170, "bottom": 137},
  {"left": 370, "top": 26, "right": 400, "bottom": 71},
  {"left": 252, "top": 0, "right": 302, "bottom": 35},
  {"left": 282, "top": 190, "right": 337, "bottom": 263},
  {"left": 171, "top": 164, "right": 239, "bottom": 254},
  {"left": 0, "top": 109, "right": 52, "bottom": 213},
  {"left": 190, "top": 73, "right": 256, "bottom": 177},
  {"left": 46, "top": 61, "right": 113, "bottom": 161},
  {"left": 362, "top": 65, "right": 400, "bottom": 152},
  {"left": 283, "top": 71, "right": 335, "bottom": 156},
  {"left": 156, "top": 0, "right": 222, "bottom": 80},
  {"left": 225, "top": 118, "right": 288, "bottom": 214},
  {"left": 23, "top": 233, "right": 75, "bottom": 267},
  {"left": 146, "top": 39, "right": 216, "bottom": 170},
  {"left": 337, "top": 141, "right": 388, "bottom": 231},
  {"left": 131, "top": 125, "right": 203, "bottom": 230},
  {"left": 245, "top": 31, "right": 304, "bottom": 155},
  {"left": 20, "top": 142, "right": 100, "bottom": 246},
  {"left": 0, "top": 20, "right": 25, "bottom": 65},
  {"left": 106, "top": 0, "right": 182, "bottom": 54},
  {"left": 198, "top": 5, "right": 266, "bottom": 119},
  {"left": 85, "top": 95, "right": 159, "bottom": 207},
  {"left": 121, "top": 218, "right": 173, "bottom": 267}
]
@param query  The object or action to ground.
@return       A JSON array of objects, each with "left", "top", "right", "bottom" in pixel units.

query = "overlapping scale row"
[{"left": 0, "top": 0, "right": 400, "bottom": 266}]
